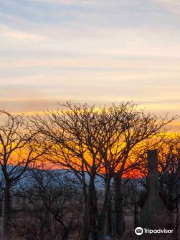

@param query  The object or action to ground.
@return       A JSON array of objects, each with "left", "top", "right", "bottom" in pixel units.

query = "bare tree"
[
  {"left": 30, "top": 102, "right": 174, "bottom": 240},
  {"left": 102, "top": 104, "right": 174, "bottom": 238},
  {"left": 158, "top": 137, "right": 180, "bottom": 239},
  {"left": 129, "top": 136, "right": 180, "bottom": 238},
  {"left": 17, "top": 167, "right": 80, "bottom": 240},
  {"left": 0, "top": 111, "right": 47, "bottom": 239},
  {"left": 31, "top": 103, "right": 118, "bottom": 240}
]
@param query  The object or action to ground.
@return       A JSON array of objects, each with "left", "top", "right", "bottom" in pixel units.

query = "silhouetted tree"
[
  {"left": 0, "top": 111, "right": 47, "bottom": 239},
  {"left": 18, "top": 168, "right": 80, "bottom": 240},
  {"left": 30, "top": 102, "right": 174, "bottom": 240}
]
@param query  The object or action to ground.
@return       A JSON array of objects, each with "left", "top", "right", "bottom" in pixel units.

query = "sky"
[{"left": 0, "top": 0, "right": 180, "bottom": 123}]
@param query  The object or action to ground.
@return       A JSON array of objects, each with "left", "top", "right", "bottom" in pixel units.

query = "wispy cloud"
[
  {"left": 0, "top": 0, "right": 180, "bottom": 117},
  {"left": 0, "top": 24, "right": 44, "bottom": 41}
]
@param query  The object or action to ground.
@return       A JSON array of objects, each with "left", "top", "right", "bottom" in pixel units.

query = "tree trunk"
[
  {"left": 113, "top": 173, "right": 125, "bottom": 238},
  {"left": 104, "top": 194, "right": 112, "bottom": 239},
  {"left": 88, "top": 177, "right": 98, "bottom": 240},
  {"left": 2, "top": 181, "right": 11, "bottom": 239},
  {"left": 81, "top": 184, "right": 89, "bottom": 240},
  {"left": 140, "top": 150, "right": 170, "bottom": 230},
  {"left": 103, "top": 178, "right": 112, "bottom": 239}
]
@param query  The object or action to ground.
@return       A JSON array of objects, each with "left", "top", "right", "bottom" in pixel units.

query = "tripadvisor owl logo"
[{"left": 135, "top": 227, "right": 143, "bottom": 235}]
